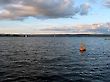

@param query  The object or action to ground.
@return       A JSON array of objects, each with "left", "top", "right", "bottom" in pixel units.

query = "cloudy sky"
[{"left": 0, "top": 0, "right": 110, "bottom": 34}]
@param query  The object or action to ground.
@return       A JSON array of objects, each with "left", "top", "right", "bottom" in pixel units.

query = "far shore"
[{"left": 0, "top": 34, "right": 110, "bottom": 37}]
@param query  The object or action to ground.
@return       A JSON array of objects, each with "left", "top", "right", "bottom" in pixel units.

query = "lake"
[{"left": 0, "top": 37, "right": 110, "bottom": 82}]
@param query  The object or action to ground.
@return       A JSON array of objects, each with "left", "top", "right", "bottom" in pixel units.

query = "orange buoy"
[
  {"left": 80, "top": 43, "right": 86, "bottom": 53},
  {"left": 80, "top": 48, "right": 86, "bottom": 51}
]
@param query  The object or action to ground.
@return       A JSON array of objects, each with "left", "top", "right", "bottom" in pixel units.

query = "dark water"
[{"left": 0, "top": 37, "right": 110, "bottom": 82}]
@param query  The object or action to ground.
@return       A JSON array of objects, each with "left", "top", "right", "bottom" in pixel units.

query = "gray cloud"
[
  {"left": 0, "top": 0, "right": 91, "bottom": 20},
  {"left": 41, "top": 28, "right": 78, "bottom": 32},
  {"left": 80, "top": 3, "right": 90, "bottom": 15},
  {"left": 88, "top": 0, "right": 97, "bottom": 4},
  {"left": 0, "top": 0, "right": 11, "bottom": 4},
  {"left": 104, "top": 0, "right": 110, "bottom": 8}
]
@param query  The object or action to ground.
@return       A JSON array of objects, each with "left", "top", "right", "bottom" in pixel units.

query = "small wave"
[{"left": 1, "top": 75, "right": 74, "bottom": 82}]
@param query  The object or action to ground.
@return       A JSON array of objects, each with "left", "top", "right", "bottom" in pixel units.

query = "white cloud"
[{"left": 40, "top": 23, "right": 110, "bottom": 34}]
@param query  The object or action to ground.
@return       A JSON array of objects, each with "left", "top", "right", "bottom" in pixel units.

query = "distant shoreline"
[{"left": 0, "top": 34, "right": 110, "bottom": 37}]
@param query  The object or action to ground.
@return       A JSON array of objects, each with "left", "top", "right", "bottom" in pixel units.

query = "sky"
[{"left": 0, "top": 0, "right": 110, "bottom": 34}]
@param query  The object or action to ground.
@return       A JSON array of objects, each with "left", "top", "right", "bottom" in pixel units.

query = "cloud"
[
  {"left": 104, "top": 0, "right": 110, "bottom": 8},
  {"left": 88, "top": 26, "right": 110, "bottom": 34},
  {"left": 88, "top": 0, "right": 97, "bottom": 3},
  {"left": 80, "top": 3, "right": 91, "bottom": 15},
  {"left": 40, "top": 23, "right": 110, "bottom": 34},
  {"left": 0, "top": 0, "right": 91, "bottom": 20},
  {"left": 0, "top": 0, "right": 11, "bottom": 5},
  {"left": 41, "top": 27, "right": 78, "bottom": 32}
]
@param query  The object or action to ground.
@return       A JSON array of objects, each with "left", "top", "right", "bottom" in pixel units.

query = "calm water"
[{"left": 0, "top": 37, "right": 110, "bottom": 82}]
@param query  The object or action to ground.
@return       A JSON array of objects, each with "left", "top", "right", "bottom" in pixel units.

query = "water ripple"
[{"left": 0, "top": 37, "right": 110, "bottom": 82}]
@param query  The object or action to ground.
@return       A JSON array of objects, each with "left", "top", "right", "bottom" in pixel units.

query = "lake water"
[{"left": 0, "top": 37, "right": 110, "bottom": 82}]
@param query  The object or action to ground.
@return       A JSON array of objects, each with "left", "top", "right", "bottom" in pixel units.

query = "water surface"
[{"left": 0, "top": 37, "right": 110, "bottom": 82}]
